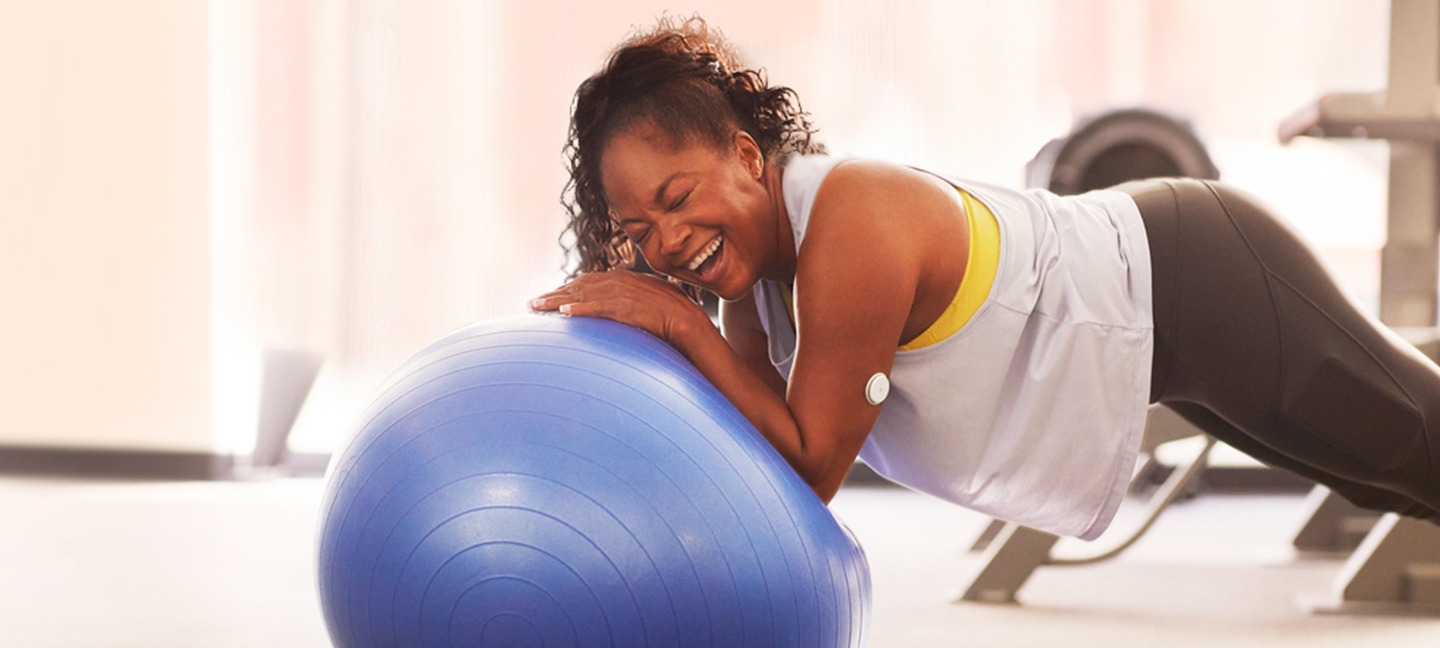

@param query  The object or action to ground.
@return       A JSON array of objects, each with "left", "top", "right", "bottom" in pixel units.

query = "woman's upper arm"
[
  {"left": 784, "top": 162, "right": 934, "bottom": 496},
  {"left": 720, "top": 292, "right": 788, "bottom": 399}
]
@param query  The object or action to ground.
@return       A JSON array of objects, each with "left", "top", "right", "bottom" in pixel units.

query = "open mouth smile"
[{"left": 687, "top": 236, "right": 723, "bottom": 272}]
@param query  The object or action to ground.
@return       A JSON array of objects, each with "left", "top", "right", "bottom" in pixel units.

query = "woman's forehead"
[
  {"left": 604, "top": 122, "right": 702, "bottom": 165},
  {"left": 601, "top": 128, "right": 721, "bottom": 197}
]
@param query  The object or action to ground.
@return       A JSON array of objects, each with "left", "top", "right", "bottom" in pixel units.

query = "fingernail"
[{"left": 559, "top": 304, "right": 572, "bottom": 315}]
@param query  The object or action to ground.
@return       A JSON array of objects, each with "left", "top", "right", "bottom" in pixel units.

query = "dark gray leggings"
[{"left": 1115, "top": 178, "right": 1440, "bottom": 521}]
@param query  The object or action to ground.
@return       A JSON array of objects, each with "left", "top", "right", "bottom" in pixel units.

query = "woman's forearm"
[{"left": 669, "top": 315, "right": 849, "bottom": 500}]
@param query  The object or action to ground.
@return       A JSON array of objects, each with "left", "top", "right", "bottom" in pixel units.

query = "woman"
[{"left": 531, "top": 17, "right": 1440, "bottom": 540}]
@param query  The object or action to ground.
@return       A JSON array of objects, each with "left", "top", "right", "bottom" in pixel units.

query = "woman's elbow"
[{"left": 794, "top": 451, "right": 853, "bottom": 504}]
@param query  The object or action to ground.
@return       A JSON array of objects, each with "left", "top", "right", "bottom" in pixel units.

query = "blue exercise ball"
[{"left": 316, "top": 315, "right": 871, "bottom": 648}]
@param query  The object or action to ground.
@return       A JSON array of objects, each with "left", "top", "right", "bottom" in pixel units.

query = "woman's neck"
[{"left": 761, "top": 160, "right": 797, "bottom": 284}]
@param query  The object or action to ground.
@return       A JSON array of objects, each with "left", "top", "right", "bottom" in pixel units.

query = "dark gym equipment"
[{"left": 1027, "top": 108, "right": 1219, "bottom": 195}]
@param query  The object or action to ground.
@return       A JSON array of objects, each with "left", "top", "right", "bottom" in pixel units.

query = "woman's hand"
[{"left": 530, "top": 270, "right": 710, "bottom": 346}]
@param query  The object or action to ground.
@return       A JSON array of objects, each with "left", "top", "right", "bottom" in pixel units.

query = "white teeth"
[{"left": 687, "top": 237, "right": 723, "bottom": 272}]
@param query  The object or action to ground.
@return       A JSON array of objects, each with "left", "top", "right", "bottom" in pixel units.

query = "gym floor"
[{"left": 0, "top": 476, "right": 1435, "bottom": 647}]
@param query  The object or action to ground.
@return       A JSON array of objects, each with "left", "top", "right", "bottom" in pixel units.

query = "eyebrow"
[
  {"left": 617, "top": 172, "right": 692, "bottom": 226},
  {"left": 652, "top": 172, "right": 690, "bottom": 206}
]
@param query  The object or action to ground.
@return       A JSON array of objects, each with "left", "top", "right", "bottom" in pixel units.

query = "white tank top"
[{"left": 756, "top": 154, "right": 1153, "bottom": 539}]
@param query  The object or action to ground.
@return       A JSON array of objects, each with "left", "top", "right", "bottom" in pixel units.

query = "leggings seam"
[
  {"left": 1197, "top": 180, "right": 1288, "bottom": 412},
  {"left": 1200, "top": 181, "right": 1435, "bottom": 482}
]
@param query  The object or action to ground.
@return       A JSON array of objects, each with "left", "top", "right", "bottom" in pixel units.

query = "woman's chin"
[{"left": 708, "top": 275, "right": 756, "bottom": 302}]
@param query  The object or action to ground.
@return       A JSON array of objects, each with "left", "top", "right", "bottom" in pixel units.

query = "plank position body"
[{"left": 533, "top": 17, "right": 1440, "bottom": 539}]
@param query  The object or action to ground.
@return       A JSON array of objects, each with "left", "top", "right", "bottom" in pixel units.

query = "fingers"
[
  {"left": 529, "top": 271, "right": 689, "bottom": 324},
  {"left": 530, "top": 279, "right": 591, "bottom": 312},
  {"left": 555, "top": 298, "right": 615, "bottom": 319},
  {"left": 528, "top": 286, "right": 621, "bottom": 319},
  {"left": 529, "top": 288, "right": 579, "bottom": 312},
  {"left": 527, "top": 271, "right": 707, "bottom": 345},
  {"left": 531, "top": 272, "right": 652, "bottom": 310}
]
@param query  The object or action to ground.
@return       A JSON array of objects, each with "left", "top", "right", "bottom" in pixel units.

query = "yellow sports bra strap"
[
  {"left": 778, "top": 282, "right": 796, "bottom": 329},
  {"left": 897, "top": 188, "right": 1000, "bottom": 351}
]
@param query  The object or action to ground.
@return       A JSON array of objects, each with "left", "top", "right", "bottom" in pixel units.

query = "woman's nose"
[{"left": 656, "top": 217, "right": 692, "bottom": 258}]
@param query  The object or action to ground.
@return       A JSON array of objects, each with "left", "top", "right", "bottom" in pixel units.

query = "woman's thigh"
[{"left": 1116, "top": 178, "right": 1440, "bottom": 512}]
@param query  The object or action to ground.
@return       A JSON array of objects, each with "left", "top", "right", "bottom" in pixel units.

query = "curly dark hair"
[{"left": 560, "top": 15, "right": 824, "bottom": 279}]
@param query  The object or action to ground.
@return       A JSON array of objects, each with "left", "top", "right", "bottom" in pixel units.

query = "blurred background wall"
[
  {"left": 0, "top": 0, "right": 1393, "bottom": 462},
  {"left": 0, "top": 2, "right": 215, "bottom": 453}
]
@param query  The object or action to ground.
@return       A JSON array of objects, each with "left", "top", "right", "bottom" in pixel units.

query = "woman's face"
[{"left": 599, "top": 122, "right": 780, "bottom": 300}]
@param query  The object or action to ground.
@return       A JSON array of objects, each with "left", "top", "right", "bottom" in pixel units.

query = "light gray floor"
[
  {"left": 0, "top": 475, "right": 1435, "bottom": 647},
  {"left": 829, "top": 487, "right": 1440, "bottom": 647}
]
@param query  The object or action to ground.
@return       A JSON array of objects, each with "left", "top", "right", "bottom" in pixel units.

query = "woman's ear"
[{"left": 733, "top": 130, "right": 764, "bottom": 180}]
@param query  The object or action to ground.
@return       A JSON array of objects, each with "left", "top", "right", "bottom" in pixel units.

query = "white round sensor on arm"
[{"left": 865, "top": 372, "right": 890, "bottom": 406}]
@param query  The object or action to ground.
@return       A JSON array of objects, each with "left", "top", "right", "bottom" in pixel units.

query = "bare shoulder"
[
  {"left": 793, "top": 159, "right": 953, "bottom": 315},
  {"left": 813, "top": 159, "right": 946, "bottom": 210},
  {"left": 804, "top": 158, "right": 962, "bottom": 256}
]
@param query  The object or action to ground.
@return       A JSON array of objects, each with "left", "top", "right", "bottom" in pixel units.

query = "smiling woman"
[
  {"left": 530, "top": 17, "right": 958, "bottom": 505},
  {"left": 598, "top": 121, "right": 783, "bottom": 300},
  {"left": 556, "top": 16, "right": 822, "bottom": 282},
  {"left": 532, "top": 15, "right": 1440, "bottom": 540}
]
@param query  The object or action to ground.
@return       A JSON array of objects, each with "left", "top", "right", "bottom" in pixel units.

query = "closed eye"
[
  {"left": 625, "top": 224, "right": 652, "bottom": 244},
  {"left": 668, "top": 190, "right": 692, "bottom": 211}
]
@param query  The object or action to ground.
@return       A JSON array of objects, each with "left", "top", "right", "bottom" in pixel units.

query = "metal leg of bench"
[
  {"left": 1291, "top": 485, "right": 1382, "bottom": 555},
  {"left": 1302, "top": 514, "right": 1440, "bottom": 616},
  {"left": 956, "top": 522, "right": 1060, "bottom": 604},
  {"left": 968, "top": 518, "right": 1008, "bottom": 553},
  {"left": 955, "top": 432, "right": 1214, "bottom": 604}
]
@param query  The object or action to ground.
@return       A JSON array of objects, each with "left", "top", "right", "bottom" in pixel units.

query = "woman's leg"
[
  {"left": 1117, "top": 178, "right": 1440, "bottom": 520},
  {"left": 1164, "top": 401, "right": 1437, "bottom": 519}
]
